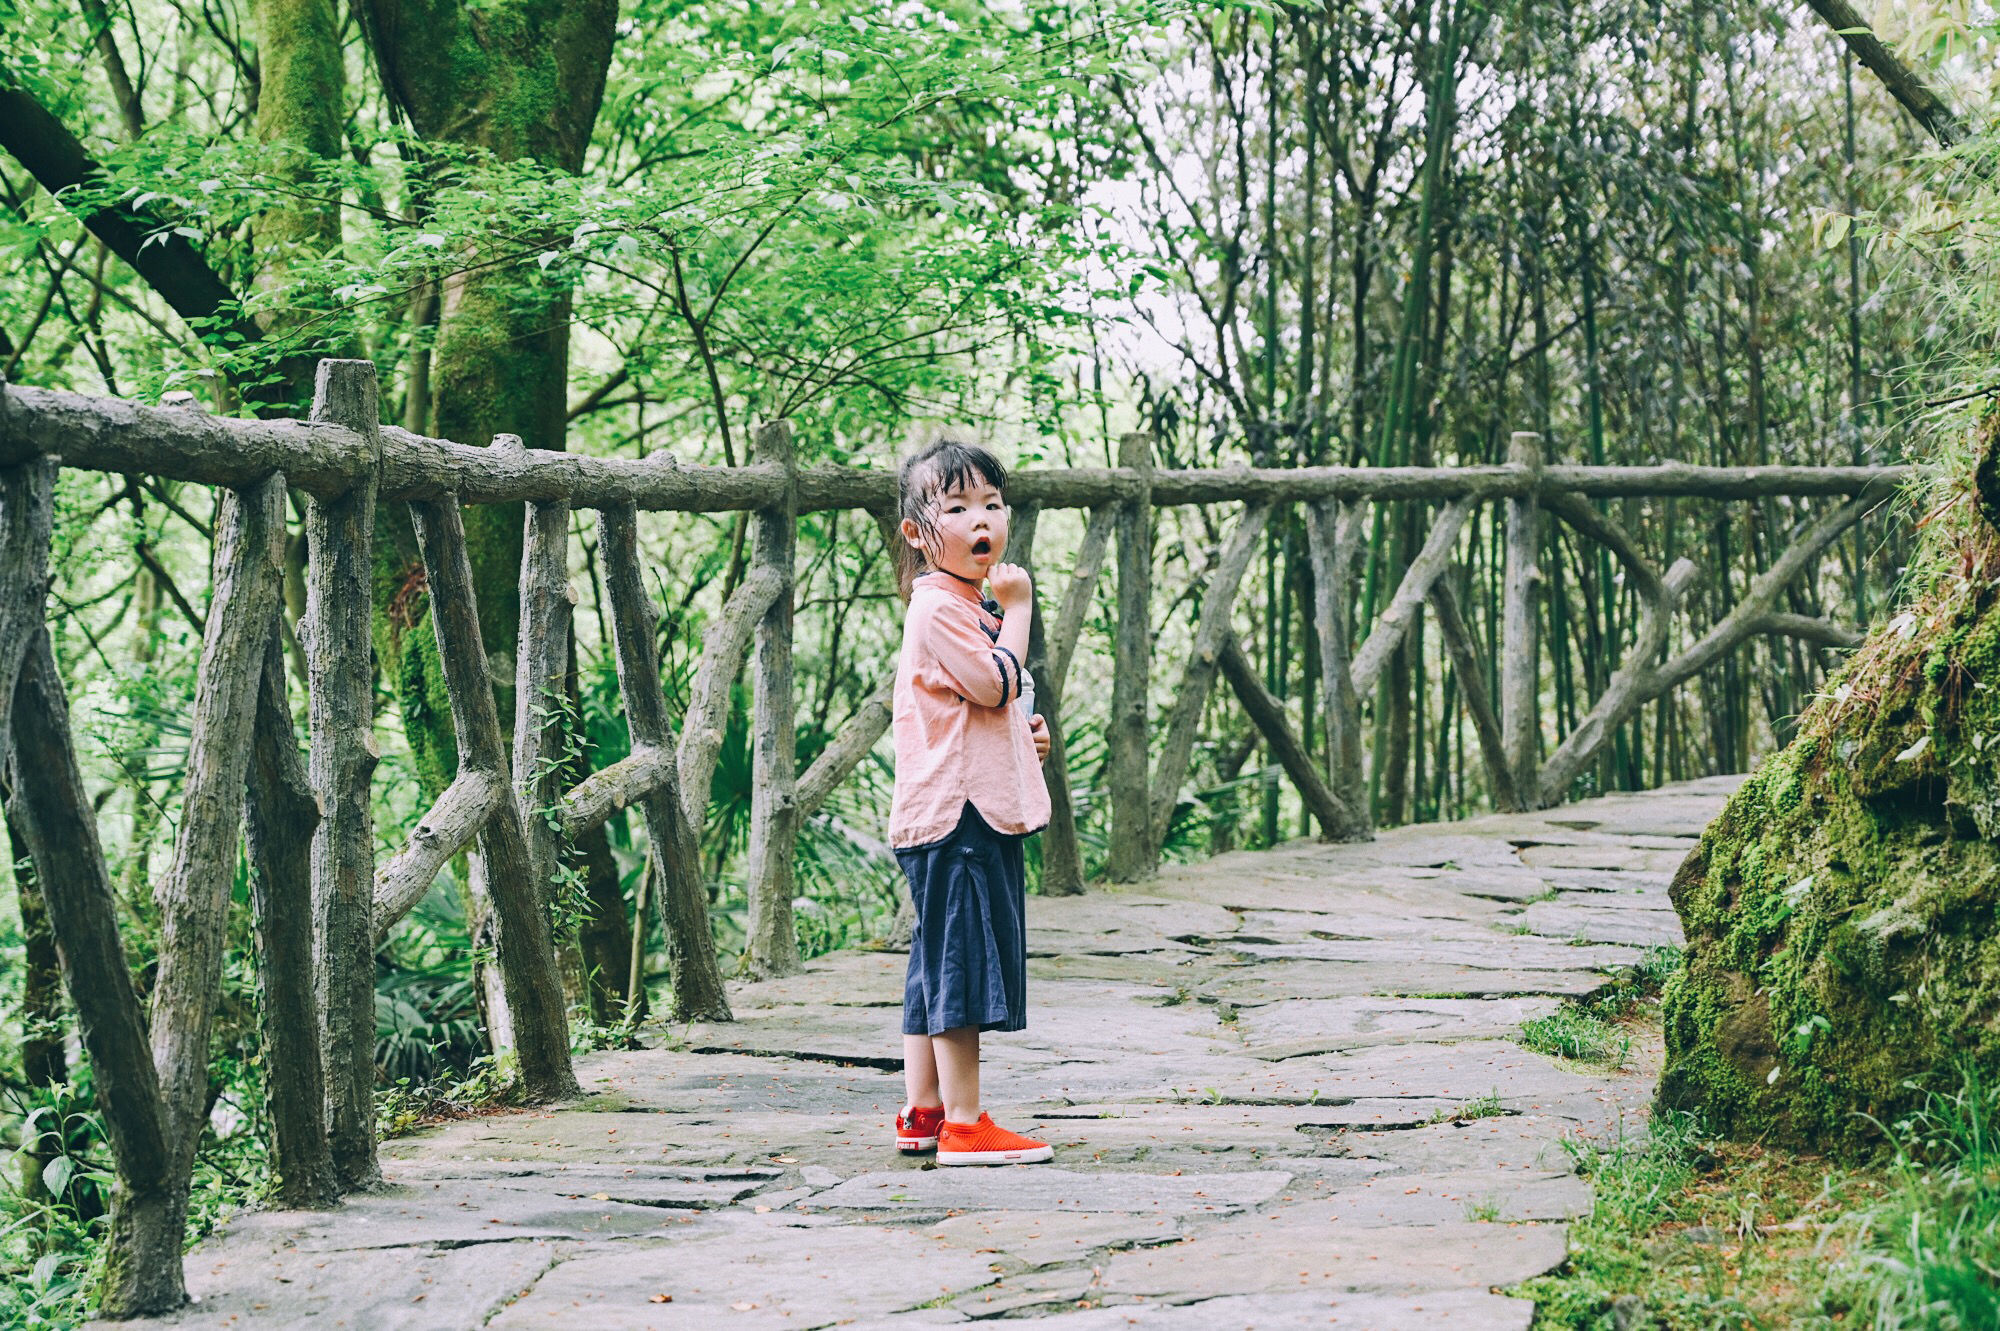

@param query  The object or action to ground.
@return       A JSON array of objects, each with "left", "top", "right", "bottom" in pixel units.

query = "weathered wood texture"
[
  {"left": 0, "top": 381, "right": 1910, "bottom": 509},
  {"left": 242, "top": 620, "right": 336, "bottom": 1209},
  {"left": 372, "top": 769, "right": 507, "bottom": 942},
  {"left": 744, "top": 421, "right": 803, "bottom": 978},
  {"left": 1030, "top": 503, "right": 1113, "bottom": 896},
  {"left": 678, "top": 563, "right": 784, "bottom": 825},
  {"left": 1349, "top": 497, "right": 1471, "bottom": 696},
  {"left": 303, "top": 360, "right": 382, "bottom": 1190},
  {"left": 1302, "top": 499, "right": 1371, "bottom": 839},
  {"left": 596, "top": 501, "right": 731, "bottom": 1022},
  {"left": 796, "top": 685, "right": 892, "bottom": 819},
  {"left": 1150, "top": 502, "right": 1270, "bottom": 854},
  {"left": 149, "top": 477, "right": 285, "bottom": 1201},
  {"left": 510, "top": 460, "right": 577, "bottom": 916},
  {"left": 411, "top": 492, "right": 579, "bottom": 1100},
  {"left": 1427, "top": 578, "right": 1519, "bottom": 812},
  {"left": 1107, "top": 433, "right": 1154, "bottom": 883},
  {"left": 0, "top": 448, "right": 57, "bottom": 764},
  {"left": 1218, "top": 636, "right": 1359, "bottom": 837},
  {"left": 1501, "top": 431, "right": 1543, "bottom": 801},
  {"left": 8, "top": 627, "right": 184, "bottom": 1316}
]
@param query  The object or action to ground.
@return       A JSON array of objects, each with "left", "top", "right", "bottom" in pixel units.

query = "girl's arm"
[
  {"left": 921, "top": 596, "right": 1023, "bottom": 708},
  {"left": 985, "top": 561, "right": 1033, "bottom": 686}
]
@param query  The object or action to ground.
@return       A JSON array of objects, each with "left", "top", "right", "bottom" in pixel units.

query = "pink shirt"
[{"left": 888, "top": 571, "right": 1052, "bottom": 848}]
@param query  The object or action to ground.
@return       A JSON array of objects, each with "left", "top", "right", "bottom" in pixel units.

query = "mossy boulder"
[{"left": 1658, "top": 417, "right": 2000, "bottom": 1151}]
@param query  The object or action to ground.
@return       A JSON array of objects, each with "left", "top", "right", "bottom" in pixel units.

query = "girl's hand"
[
  {"left": 1029, "top": 714, "right": 1050, "bottom": 764},
  {"left": 987, "top": 561, "right": 1033, "bottom": 613}
]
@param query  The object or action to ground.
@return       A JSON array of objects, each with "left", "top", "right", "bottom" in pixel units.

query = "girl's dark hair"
[{"left": 894, "top": 433, "right": 1008, "bottom": 601}]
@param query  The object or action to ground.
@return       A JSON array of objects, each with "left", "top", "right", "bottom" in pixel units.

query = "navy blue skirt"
[{"left": 898, "top": 802, "right": 1029, "bottom": 1036}]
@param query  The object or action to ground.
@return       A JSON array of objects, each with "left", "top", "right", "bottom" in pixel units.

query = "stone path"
[{"left": 111, "top": 777, "right": 1737, "bottom": 1331}]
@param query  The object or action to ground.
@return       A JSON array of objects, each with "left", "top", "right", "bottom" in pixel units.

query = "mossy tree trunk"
[{"left": 354, "top": 0, "right": 621, "bottom": 1043}]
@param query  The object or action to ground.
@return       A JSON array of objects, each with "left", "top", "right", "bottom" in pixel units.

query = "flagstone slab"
[
  {"left": 1204, "top": 961, "right": 1609, "bottom": 1003},
  {"left": 1223, "top": 935, "right": 1644, "bottom": 972},
  {"left": 802, "top": 1168, "right": 1292, "bottom": 1215},
  {"left": 729, "top": 950, "right": 912, "bottom": 1009},
  {"left": 89, "top": 1235, "right": 572, "bottom": 1330},
  {"left": 1010, "top": 1289, "right": 1535, "bottom": 1330},
  {"left": 927, "top": 1209, "right": 1183, "bottom": 1267},
  {"left": 1316, "top": 1170, "right": 1592, "bottom": 1225},
  {"left": 486, "top": 1222, "right": 998, "bottom": 1331},
  {"left": 1338, "top": 1115, "right": 1584, "bottom": 1174},
  {"left": 1233, "top": 995, "right": 1564, "bottom": 1057},
  {"left": 1520, "top": 900, "right": 1685, "bottom": 947},
  {"left": 1099, "top": 1216, "right": 1569, "bottom": 1296},
  {"left": 1515, "top": 842, "right": 1687, "bottom": 873}
]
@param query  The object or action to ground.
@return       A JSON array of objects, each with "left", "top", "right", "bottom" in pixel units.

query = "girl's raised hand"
[{"left": 986, "top": 562, "right": 1033, "bottom": 612}]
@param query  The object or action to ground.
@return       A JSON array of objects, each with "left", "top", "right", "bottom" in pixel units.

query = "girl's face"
[{"left": 901, "top": 470, "right": 1008, "bottom": 583}]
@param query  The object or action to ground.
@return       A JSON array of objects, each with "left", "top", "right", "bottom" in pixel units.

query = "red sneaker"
[
  {"left": 937, "top": 1113, "right": 1053, "bottom": 1166},
  {"left": 896, "top": 1104, "right": 945, "bottom": 1153}
]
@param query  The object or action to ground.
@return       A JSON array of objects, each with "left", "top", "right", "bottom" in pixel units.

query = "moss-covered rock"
[{"left": 1658, "top": 412, "right": 2000, "bottom": 1151}]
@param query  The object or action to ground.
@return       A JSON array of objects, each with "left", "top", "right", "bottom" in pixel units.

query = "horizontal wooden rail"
[{"left": 1, "top": 380, "right": 1910, "bottom": 509}]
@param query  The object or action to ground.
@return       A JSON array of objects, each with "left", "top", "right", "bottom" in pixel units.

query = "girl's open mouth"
[{"left": 971, "top": 537, "right": 992, "bottom": 556}]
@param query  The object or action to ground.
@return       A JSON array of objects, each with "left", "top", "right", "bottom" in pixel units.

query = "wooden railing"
[{"left": 0, "top": 358, "right": 1904, "bottom": 1314}]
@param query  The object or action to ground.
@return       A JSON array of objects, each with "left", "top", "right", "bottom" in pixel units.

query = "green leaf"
[{"left": 42, "top": 1153, "right": 75, "bottom": 1198}]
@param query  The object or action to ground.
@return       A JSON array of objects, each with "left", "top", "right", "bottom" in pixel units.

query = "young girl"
[{"left": 888, "top": 435, "right": 1055, "bottom": 1166}]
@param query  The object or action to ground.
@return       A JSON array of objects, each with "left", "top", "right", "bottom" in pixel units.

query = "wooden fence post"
[
  {"left": 1107, "top": 432, "right": 1153, "bottom": 882},
  {"left": 242, "top": 620, "right": 335, "bottom": 1207},
  {"left": 5, "top": 453, "right": 186, "bottom": 1314},
  {"left": 1015, "top": 504, "right": 1079, "bottom": 896},
  {"left": 149, "top": 471, "right": 285, "bottom": 1192},
  {"left": 744, "top": 419, "right": 802, "bottom": 978},
  {"left": 1037, "top": 504, "right": 1115, "bottom": 892},
  {"left": 10, "top": 630, "right": 184, "bottom": 1315},
  {"left": 304, "top": 359, "right": 383, "bottom": 1190},
  {"left": 1501, "top": 430, "right": 1543, "bottom": 803},
  {"left": 1302, "top": 499, "right": 1371, "bottom": 839},
  {"left": 509, "top": 460, "right": 579, "bottom": 996},
  {"left": 595, "top": 501, "right": 732, "bottom": 1020},
  {"left": 1150, "top": 501, "right": 1271, "bottom": 859},
  {"left": 410, "top": 492, "right": 580, "bottom": 1101}
]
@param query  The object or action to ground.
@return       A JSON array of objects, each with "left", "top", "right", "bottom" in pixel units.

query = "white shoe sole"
[
  {"left": 937, "top": 1145, "right": 1054, "bottom": 1166},
  {"left": 896, "top": 1136, "right": 938, "bottom": 1152}
]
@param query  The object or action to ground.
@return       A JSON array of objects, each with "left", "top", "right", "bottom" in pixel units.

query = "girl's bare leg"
[
  {"left": 932, "top": 1026, "right": 981, "bottom": 1123},
  {"left": 903, "top": 1034, "right": 943, "bottom": 1108}
]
